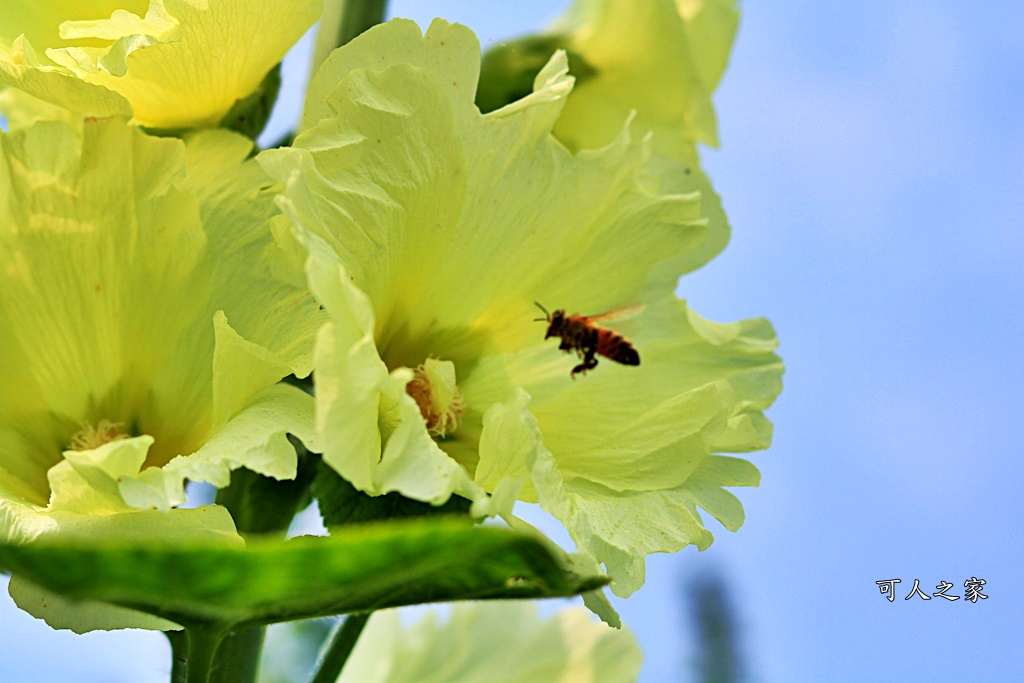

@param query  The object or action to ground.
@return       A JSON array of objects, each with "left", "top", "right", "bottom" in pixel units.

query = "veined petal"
[
  {"left": 1, "top": 0, "right": 321, "bottom": 129},
  {"left": 304, "top": 243, "right": 387, "bottom": 493},
  {"left": 181, "top": 130, "right": 324, "bottom": 382},
  {"left": 532, "top": 443, "right": 759, "bottom": 597},
  {"left": 640, "top": 150, "right": 732, "bottom": 281},
  {"left": 5, "top": 497, "right": 239, "bottom": 631},
  {"left": 339, "top": 602, "right": 642, "bottom": 683},
  {"left": 0, "top": 118, "right": 319, "bottom": 628},
  {"left": 165, "top": 383, "right": 315, "bottom": 491},
  {"left": 303, "top": 18, "right": 481, "bottom": 132},
  {"left": 8, "top": 578, "right": 179, "bottom": 633},
  {"left": 262, "top": 20, "right": 707, "bottom": 358},
  {"left": 0, "top": 85, "right": 82, "bottom": 132},
  {"left": 211, "top": 311, "right": 295, "bottom": 431},
  {"left": 59, "top": 437, "right": 154, "bottom": 512},
  {"left": 511, "top": 296, "right": 777, "bottom": 588},
  {"left": 305, "top": 244, "right": 483, "bottom": 505},
  {"left": 551, "top": 0, "right": 739, "bottom": 155},
  {"left": 530, "top": 381, "right": 730, "bottom": 492},
  {"left": 0, "top": 118, "right": 209, "bottom": 492},
  {"left": 475, "top": 389, "right": 541, "bottom": 502},
  {"left": 0, "top": 461, "right": 239, "bottom": 548},
  {"left": 265, "top": 18, "right": 782, "bottom": 598},
  {"left": 57, "top": 4, "right": 180, "bottom": 46},
  {"left": 675, "top": 0, "right": 740, "bottom": 93},
  {"left": 1, "top": 439, "right": 240, "bottom": 631},
  {"left": 0, "top": 37, "right": 133, "bottom": 120},
  {"left": 637, "top": 297, "right": 783, "bottom": 451},
  {"left": 0, "top": 2, "right": 145, "bottom": 54},
  {"left": 376, "top": 368, "right": 478, "bottom": 503}
]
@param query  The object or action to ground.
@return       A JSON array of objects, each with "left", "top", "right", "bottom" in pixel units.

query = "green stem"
[
  {"left": 209, "top": 626, "right": 267, "bottom": 683},
  {"left": 312, "top": 0, "right": 389, "bottom": 75},
  {"left": 334, "top": 0, "right": 389, "bottom": 49},
  {"left": 184, "top": 623, "right": 232, "bottom": 683},
  {"left": 308, "top": 613, "right": 372, "bottom": 683},
  {"left": 166, "top": 630, "right": 189, "bottom": 683},
  {"left": 196, "top": 429, "right": 314, "bottom": 682}
]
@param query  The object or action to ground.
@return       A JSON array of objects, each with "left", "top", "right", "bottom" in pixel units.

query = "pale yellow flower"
[
  {"left": 551, "top": 0, "right": 739, "bottom": 156},
  {"left": 0, "top": 118, "right": 322, "bottom": 630},
  {"left": 0, "top": 0, "right": 321, "bottom": 129},
  {"left": 340, "top": 602, "right": 642, "bottom": 683},
  {"left": 262, "top": 19, "right": 781, "bottom": 598}
]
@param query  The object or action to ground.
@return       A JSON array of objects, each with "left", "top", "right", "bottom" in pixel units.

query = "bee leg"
[
  {"left": 558, "top": 339, "right": 573, "bottom": 352},
  {"left": 570, "top": 349, "right": 599, "bottom": 379}
]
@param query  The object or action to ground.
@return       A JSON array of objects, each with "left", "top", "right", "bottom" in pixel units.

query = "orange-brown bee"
[{"left": 534, "top": 302, "right": 641, "bottom": 378}]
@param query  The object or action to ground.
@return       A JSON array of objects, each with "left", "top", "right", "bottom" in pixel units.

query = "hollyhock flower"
[
  {"left": 0, "top": 117, "right": 322, "bottom": 629},
  {"left": 338, "top": 602, "right": 642, "bottom": 683},
  {"left": 0, "top": 0, "right": 320, "bottom": 129},
  {"left": 547, "top": 0, "right": 739, "bottom": 157},
  {"left": 261, "top": 19, "right": 781, "bottom": 596},
  {"left": 476, "top": 0, "right": 742, "bottom": 291}
]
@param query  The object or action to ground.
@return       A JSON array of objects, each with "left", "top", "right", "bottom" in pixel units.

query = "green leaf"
[{"left": 0, "top": 519, "right": 603, "bottom": 628}]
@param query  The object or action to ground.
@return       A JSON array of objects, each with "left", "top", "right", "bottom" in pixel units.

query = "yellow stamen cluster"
[
  {"left": 406, "top": 363, "right": 464, "bottom": 438},
  {"left": 67, "top": 419, "right": 129, "bottom": 452}
]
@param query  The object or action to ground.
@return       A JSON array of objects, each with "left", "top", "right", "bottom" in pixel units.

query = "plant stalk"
[
  {"left": 209, "top": 626, "right": 267, "bottom": 683},
  {"left": 167, "top": 629, "right": 190, "bottom": 683},
  {"left": 183, "top": 623, "right": 232, "bottom": 683},
  {"left": 308, "top": 613, "right": 372, "bottom": 683},
  {"left": 312, "top": 0, "right": 389, "bottom": 76},
  {"left": 335, "top": 0, "right": 389, "bottom": 50}
]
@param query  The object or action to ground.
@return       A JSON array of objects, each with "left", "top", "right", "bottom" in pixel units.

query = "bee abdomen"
[
  {"left": 611, "top": 343, "right": 640, "bottom": 365},
  {"left": 597, "top": 331, "right": 640, "bottom": 365}
]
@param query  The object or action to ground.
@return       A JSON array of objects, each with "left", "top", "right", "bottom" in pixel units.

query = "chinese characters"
[{"left": 875, "top": 578, "right": 988, "bottom": 602}]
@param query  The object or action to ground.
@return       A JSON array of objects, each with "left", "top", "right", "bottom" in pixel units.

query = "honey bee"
[{"left": 534, "top": 302, "right": 641, "bottom": 378}]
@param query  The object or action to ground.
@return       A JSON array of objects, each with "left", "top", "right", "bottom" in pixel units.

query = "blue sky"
[
  {"left": 2, "top": 2, "right": 1022, "bottom": 681},
  {"left": 633, "top": 1, "right": 1023, "bottom": 680}
]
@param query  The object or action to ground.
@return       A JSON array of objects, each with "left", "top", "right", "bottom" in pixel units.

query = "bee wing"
[{"left": 582, "top": 303, "right": 646, "bottom": 324}]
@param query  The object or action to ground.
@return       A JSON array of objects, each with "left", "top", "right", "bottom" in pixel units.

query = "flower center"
[
  {"left": 405, "top": 359, "right": 464, "bottom": 438},
  {"left": 67, "top": 419, "right": 129, "bottom": 452}
]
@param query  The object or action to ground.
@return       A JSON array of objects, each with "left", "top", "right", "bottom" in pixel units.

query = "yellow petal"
[
  {"left": 2, "top": 0, "right": 321, "bottom": 128},
  {"left": 552, "top": 0, "right": 738, "bottom": 155},
  {"left": 0, "top": 118, "right": 317, "bottom": 580},
  {"left": 339, "top": 602, "right": 642, "bottom": 683}
]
